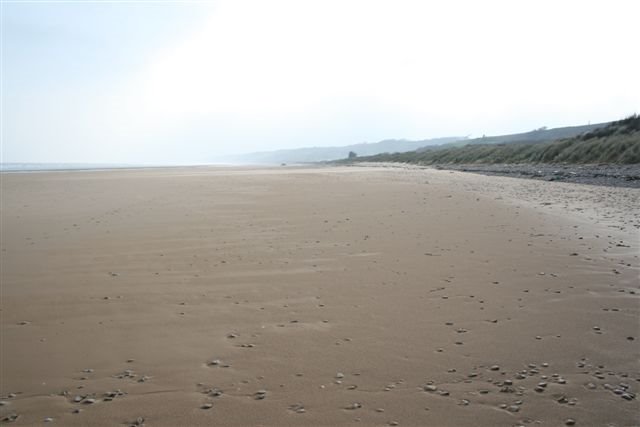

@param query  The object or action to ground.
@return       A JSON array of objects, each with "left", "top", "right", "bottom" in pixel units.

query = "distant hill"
[
  {"left": 418, "top": 122, "right": 609, "bottom": 151},
  {"left": 219, "top": 136, "right": 466, "bottom": 164},
  {"left": 348, "top": 116, "right": 640, "bottom": 165}
]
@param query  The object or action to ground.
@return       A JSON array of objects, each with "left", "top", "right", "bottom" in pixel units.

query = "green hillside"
[{"left": 350, "top": 115, "right": 640, "bottom": 165}]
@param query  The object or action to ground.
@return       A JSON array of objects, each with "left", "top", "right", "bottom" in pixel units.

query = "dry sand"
[{"left": 1, "top": 165, "right": 638, "bottom": 426}]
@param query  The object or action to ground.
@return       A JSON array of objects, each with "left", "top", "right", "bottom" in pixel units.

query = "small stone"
[
  {"left": 376, "top": 408, "right": 385, "bottom": 413},
  {"left": 346, "top": 402, "right": 362, "bottom": 410},
  {"left": 201, "top": 403, "right": 213, "bottom": 409},
  {"left": 83, "top": 398, "right": 96, "bottom": 404},
  {"left": 44, "top": 418, "right": 54, "bottom": 423},
  {"left": 565, "top": 419, "right": 576, "bottom": 426},
  {"left": 490, "top": 365, "right": 500, "bottom": 371},
  {"left": 208, "top": 388, "right": 223, "bottom": 397},
  {"left": 336, "top": 372, "right": 345, "bottom": 379},
  {"left": 424, "top": 385, "right": 437, "bottom": 392},
  {"left": 289, "top": 403, "right": 305, "bottom": 413},
  {"left": 2, "top": 414, "right": 19, "bottom": 422}
]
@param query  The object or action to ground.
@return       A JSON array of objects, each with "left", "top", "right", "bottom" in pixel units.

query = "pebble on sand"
[
  {"left": 2, "top": 414, "right": 19, "bottom": 422},
  {"left": 289, "top": 403, "right": 305, "bottom": 413}
]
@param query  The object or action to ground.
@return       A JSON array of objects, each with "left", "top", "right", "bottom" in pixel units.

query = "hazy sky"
[{"left": 2, "top": 0, "right": 639, "bottom": 164}]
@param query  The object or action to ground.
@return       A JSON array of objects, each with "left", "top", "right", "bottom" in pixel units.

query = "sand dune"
[{"left": 1, "top": 166, "right": 638, "bottom": 426}]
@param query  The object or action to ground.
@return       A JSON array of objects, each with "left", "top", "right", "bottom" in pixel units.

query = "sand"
[{"left": 1, "top": 165, "right": 638, "bottom": 426}]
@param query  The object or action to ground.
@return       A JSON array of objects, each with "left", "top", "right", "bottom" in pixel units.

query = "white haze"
[{"left": 3, "top": 0, "right": 639, "bottom": 164}]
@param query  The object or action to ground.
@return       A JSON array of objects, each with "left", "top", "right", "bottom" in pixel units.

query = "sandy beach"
[{"left": 1, "top": 165, "right": 638, "bottom": 426}]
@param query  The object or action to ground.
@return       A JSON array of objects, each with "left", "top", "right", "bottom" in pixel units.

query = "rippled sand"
[{"left": 1, "top": 166, "right": 638, "bottom": 426}]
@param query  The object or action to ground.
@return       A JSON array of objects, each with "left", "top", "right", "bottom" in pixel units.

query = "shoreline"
[{"left": 0, "top": 164, "right": 240, "bottom": 174}]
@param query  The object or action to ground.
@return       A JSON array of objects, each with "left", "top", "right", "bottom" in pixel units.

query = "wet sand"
[{"left": 1, "top": 165, "right": 638, "bottom": 426}]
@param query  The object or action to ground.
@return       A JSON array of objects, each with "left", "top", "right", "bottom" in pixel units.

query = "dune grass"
[{"left": 350, "top": 115, "right": 640, "bottom": 165}]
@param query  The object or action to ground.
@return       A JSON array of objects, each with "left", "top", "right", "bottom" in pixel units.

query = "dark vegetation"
[{"left": 347, "top": 115, "right": 640, "bottom": 165}]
